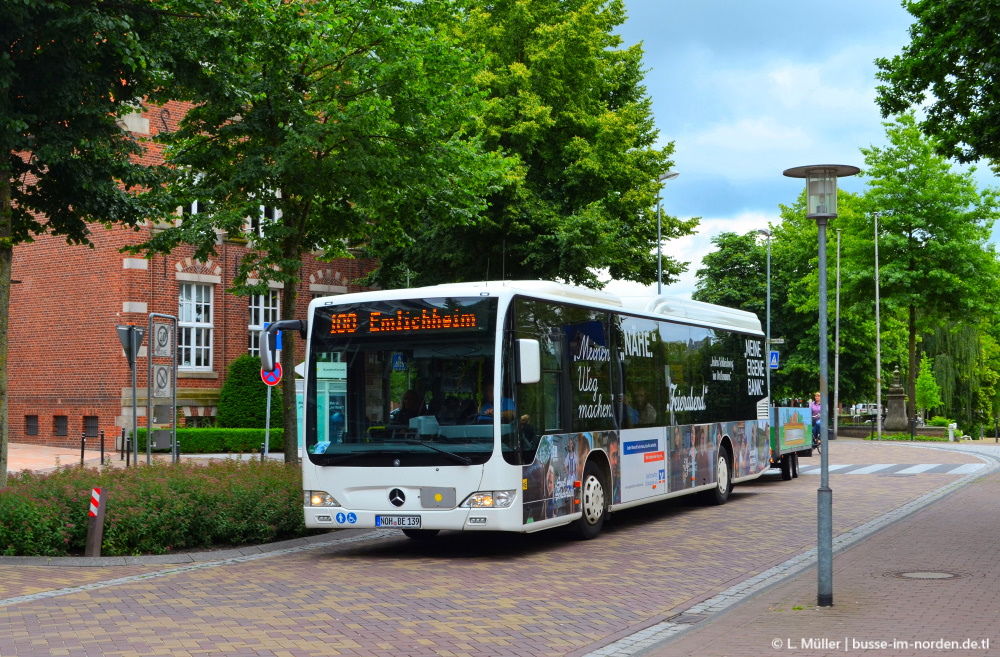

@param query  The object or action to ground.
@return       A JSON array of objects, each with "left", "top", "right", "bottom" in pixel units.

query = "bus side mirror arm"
[
  {"left": 260, "top": 319, "right": 307, "bottom": 372},
  {"left": 517, "top": 339, "right": 541, "bottom": 384}
]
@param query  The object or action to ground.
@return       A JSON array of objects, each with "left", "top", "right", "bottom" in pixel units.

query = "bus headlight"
[
  {"left": 461, "top": 490, "right": 517, "bottom": 508},
  {"left": 305, "top": 490, "right": 340, "bottom": 507}
]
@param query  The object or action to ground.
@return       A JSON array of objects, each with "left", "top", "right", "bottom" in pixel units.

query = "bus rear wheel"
[
  {"left": 704, "top": 449, "right": 731, "bottom": 505},
  {"left": 574, "top": 461, "right": 607, "bottom": 540}
]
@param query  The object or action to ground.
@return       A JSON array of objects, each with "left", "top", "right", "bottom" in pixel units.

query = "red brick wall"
[{"left": 8, "top": 101, "right": 377, "bottom": 449}]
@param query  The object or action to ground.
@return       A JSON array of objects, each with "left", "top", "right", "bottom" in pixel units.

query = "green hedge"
[
  {"left": 0, "top": 459, "right": 309, "bottom": 556},
  {"left": 135, "top": 427, "right": 284, "bottom": 453}
]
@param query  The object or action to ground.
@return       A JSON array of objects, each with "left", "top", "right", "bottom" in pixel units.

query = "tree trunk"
[
  {"left": 0, "top": 175, "right": 12, "bottom": 487},
  {"left": 280, "top": 280, "right": 300, "bottom": 466}
]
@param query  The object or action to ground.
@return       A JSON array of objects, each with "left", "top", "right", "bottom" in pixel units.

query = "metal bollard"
[
  {"left": 80, "top": 432, "right": 86, "bottom": 466},
  {"left": 120, "top": 428, "right": 126, "bottom": 461},
  {"left": 125, "top": 435, "right": 131, "bottom": 467},
  {"left": 261, "top": 442, "right": 266, "bottom": 462},
  {"left": 100, "top": 430, "right": 105, "bottom": 464}
]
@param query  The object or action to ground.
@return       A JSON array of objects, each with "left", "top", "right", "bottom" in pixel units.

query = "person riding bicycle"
[{"left": 809, "top": 392, "right": 822, "bottom": 447}]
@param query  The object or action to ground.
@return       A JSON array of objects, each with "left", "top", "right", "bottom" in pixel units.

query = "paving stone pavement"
[{"left": 0, "top": 439, "right": 994, "bottom": 657}]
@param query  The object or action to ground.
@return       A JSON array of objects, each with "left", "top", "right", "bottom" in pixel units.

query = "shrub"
[
  {"left": 0, "top": 459, "right": 308, "bottom": 556},
  {"left": 927, "top": 416, "right": 954, "bottom": 427},
  {"left": 135, "top": 427, "right": 283, "bottom": 453},
  {"left": 217, "top": 354, "right": 283, "bottom": 428}
]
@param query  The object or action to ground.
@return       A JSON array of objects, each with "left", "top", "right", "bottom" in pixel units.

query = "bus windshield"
[{"left": 306, "top": 297, "right": 505, "bottom": 467}]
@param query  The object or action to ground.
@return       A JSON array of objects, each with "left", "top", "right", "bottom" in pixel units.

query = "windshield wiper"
[
  {"left": 395, "top": 439, "right": 473, "bottom": 465},
  {"left": 314, "top": 450, "right": 397, "bottom": 465}
]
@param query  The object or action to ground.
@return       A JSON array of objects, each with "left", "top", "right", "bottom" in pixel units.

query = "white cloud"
[{"left": 603, "top": 210, "right": 776, "bottom": 301}]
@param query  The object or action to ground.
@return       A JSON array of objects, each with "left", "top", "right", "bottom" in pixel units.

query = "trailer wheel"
[
  {"left": 574, "top": 461, "right": 607, "bottom": 540},
  {"left": 791, "top": 453, "right": 799, "bottom": 478},
  {"left": 780, "top": 454, "right": 793, "bottom": 481}
]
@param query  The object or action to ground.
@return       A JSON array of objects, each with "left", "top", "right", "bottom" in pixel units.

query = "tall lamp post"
[
  {"left": 783, "top": 164, "right": 859, "bottom": 608},
  {"left": 656, "top": 171, "right": 679, "bottom": 294},
  {"left": 834, "top": 229, "right": 841, "bottom": 441},
  {"left": 756, "top": 229, "right": 773, "bottom": 410}
]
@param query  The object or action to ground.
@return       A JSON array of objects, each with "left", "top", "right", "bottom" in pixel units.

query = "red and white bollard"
[{"left": 85, "top": 487, "right": 107, "bottom": 557}]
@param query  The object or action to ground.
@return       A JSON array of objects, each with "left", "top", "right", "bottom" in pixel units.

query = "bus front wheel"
[
  {"left": 402, "top": 529, "right": 440, "bottom": 540},
  {"left": 574, "top": 461, "right": 607, "bottom": 540}
]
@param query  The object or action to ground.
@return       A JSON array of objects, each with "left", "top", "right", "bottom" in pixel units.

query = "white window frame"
[
  {"left": 248, "top": 290, "right": 281, "bottom": 356},
  {"left": 178, "top": 283, "right": 214, "bottom": 370},
  {"left": 249, "top": 205, "right": 280, "bottom": 238}
]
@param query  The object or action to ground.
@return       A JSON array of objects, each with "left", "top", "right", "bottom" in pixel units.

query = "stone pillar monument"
[{"left": 883, "top": 367, "right": 909, "bottom": 431}]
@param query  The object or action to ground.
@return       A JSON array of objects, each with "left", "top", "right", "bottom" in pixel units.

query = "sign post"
[
  {"left": 261, "top": 363, "right": 282, "bottom": 459},
  {"left": 116, "top": 325, "right": 145, "bottom": 465},
  {"left": 147, "top": 314, "right": 178, "bottom": 464}
]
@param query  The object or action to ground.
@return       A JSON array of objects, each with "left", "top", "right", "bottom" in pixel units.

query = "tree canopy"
[
  {"left": 367, "top": 0, "right": 693, "bottom": 288},
  {"left": 1, "top": 0, "right": 186, "bottom": 485},
  {"left": 844, "top": 113, "right": 1000, "bottom": 417},
  {"left": 875, "top": 0, "right": 1000, "bottom": 166},
  {"left": 139, "top": 0, "right": 512, "bottom": 460}
]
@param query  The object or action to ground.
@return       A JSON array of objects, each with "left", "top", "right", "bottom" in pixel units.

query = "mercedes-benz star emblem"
[
  {"left": 393, "top": 458, "right": 401, "bottom": 467},
  {"left": 389, "top": 488, "right": 405, "bottom": 507}
]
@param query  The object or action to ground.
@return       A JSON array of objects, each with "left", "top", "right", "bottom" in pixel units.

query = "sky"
[{"left": 603, "top": 0, "right": 990, "bottom": 299}]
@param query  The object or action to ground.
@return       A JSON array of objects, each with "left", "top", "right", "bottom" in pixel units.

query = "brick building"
[{"left": 8, "top": 101, "right": 375, "bottom": 449}]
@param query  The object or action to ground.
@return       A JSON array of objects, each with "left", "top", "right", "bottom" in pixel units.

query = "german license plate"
[{"left": 376, "top": 515, "right": 421, "bottom": 528}]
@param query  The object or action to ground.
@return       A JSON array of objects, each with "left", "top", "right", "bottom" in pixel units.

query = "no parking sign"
[{"left": 261, "top": 363, "right": 283, "bottom": 386}]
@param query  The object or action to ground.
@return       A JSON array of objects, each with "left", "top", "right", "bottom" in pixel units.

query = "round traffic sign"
[{"left": 261, "top": 363, "right": 282, "bottom": 386}]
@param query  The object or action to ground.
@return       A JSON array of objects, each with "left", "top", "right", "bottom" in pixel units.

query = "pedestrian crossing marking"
[{"left": 797, "top": 463, "right": 986, "bottom": 476}]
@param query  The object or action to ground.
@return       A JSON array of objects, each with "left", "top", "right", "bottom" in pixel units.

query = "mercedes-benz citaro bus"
[{"left": 261, "top": 280, "right": 771, "bottom": 540}]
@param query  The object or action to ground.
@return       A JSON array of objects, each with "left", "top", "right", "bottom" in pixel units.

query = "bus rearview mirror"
[{"left": 517, "top": 339, "right": 541, "bottom": 384}]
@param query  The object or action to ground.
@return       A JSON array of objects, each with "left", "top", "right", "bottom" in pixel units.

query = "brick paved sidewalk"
[{"left": 635, "top": 443, "right": 1000, "bottom": 657}]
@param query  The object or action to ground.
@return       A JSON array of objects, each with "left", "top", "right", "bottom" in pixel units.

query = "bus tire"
[
  {"left": 791, "top": 453, "right": 799, "bottom": 478},
  {"left": 574, "top": 461, "right": 607, "bottom": 540},
  {"left": 780, "top": 454, "right": 793, "bottom": 481},
  {"left": 402, "top": 529, "right": 440, "bottom": 540},
  {"left": 704, "top": 448, "right": 732, "bottom": 505}
]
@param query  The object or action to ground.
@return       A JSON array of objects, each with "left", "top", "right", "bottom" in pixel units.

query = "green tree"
[
  {"left": 369, "top": 0, "right": 693, "bottom": 288},
  {"left": 846, "top": 113, "right": 1000, "bottom": 419},
  {"left": 875, "top": 0, "right": 1000, "bottom": 165},
  {"left": 217, "top": 355, "right": 282, "bottom": 429},
  {"left": 692, "top": 231, "right": 767, "bottom": 320},
  {"left": 914, "top": 354, "right": 943, "bottom": 420},
  {"left": 0, "top": 0, "right": 183, "bottom": 486},
  {"left": 139, "top": 0, "right": 511, "bottom": 463}
]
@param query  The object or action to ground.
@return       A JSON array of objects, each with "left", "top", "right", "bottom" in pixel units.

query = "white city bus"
[{"left": 262, "top": 280, "right": 771, "bottom": 540}]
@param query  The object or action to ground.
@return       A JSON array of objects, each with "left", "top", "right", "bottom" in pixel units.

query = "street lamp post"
[
  {"left": 783, "top": 164, "right": 859, "bottom": 608},
  {"left": 656, "top": 171, "right": 679, "bottom": 294},
  {"left": 834, "top": 229, "right": 841, "bottom": 441},
  {"left": 756, "top": 229, "right": 772, "bottom": 410},
  {"left": 874, "top": 211, "right": 883, "bottom": 441}
]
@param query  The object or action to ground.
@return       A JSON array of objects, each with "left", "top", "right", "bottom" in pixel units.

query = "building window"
[
  {"left": 179, "top": 283, "right": 214, "bottom": 370},
  {"left": 249, "top": 206, "right": 277, "bottom": 238},
  {"left": 25, "top": 415, "right": 38, "bottom": 436},
  {"left": 248, "top": 290, "right": 281, "bottom": 356},
  {"left": 54, "top": 415, "right": 68, "bottom": 437},
  {"left": 84, "top": 416, "right": 99, "bottom": 437}
]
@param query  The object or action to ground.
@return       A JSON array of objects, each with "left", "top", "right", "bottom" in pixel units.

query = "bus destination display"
[{"left": 325, "top": 303, "right": 486, "bottom": 336}]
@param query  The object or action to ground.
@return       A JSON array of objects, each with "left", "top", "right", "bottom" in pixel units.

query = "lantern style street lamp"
[{"left": 782, "top": 164, "right": 859, "bottom": 608}]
